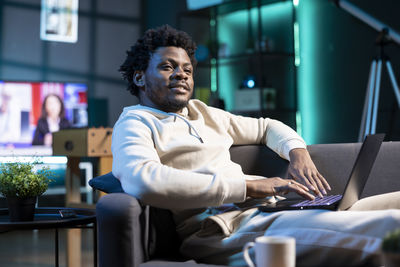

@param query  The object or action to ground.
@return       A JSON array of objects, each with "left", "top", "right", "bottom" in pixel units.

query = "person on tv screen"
[
  {"left": 0, "top": 86, "right": 21, "bottom": 144},
  {"left": 32, "top": 93, "right": 70, "bottom": 146}
]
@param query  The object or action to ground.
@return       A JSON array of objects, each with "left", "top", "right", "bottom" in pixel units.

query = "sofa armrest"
[{"left": 97, "top": 193, "right": 149, "bottom": 267}]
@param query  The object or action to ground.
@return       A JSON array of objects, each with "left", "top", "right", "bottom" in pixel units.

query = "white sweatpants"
[{"left": 180, "top": 192, "right": 400, "bottom": 267}]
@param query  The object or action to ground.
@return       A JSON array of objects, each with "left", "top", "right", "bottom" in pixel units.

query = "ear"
[{"left": 133, "top": 71, "right": 145, "bottom": 87}]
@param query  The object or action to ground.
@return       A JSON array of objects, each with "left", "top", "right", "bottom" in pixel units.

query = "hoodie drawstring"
[{"left": 170, "top": 113, "right": 204, "bottom": 143}]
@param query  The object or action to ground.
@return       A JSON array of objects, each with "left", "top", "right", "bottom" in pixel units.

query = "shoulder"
[
  {"left": 115, "top": 105, "right": 155, "bottom": 127},
  {"left": 34, "top": 118, "right": 48, "bottom": 133},
  {"left": 37, "top": 118, "right": 47, "bottom": 126},
  {"left": 188, "top": 99, "right": 226, "bottom": 115},
  {"left": 113, "top": 105, "right": 156, "bottom": 135},
  {"left": 112, "top": 109, "right": 155, "bottom": 148},
  {"left": 60, "top": 118, "right": 70, "bottom": 128},
  {"left": 188, "top": 99, "right": 234, "bottom": 119}
]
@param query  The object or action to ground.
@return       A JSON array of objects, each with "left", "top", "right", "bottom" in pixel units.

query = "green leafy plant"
[
  {"left": 382, "top": 228, "right": 400, "bottom": 253},
  {"left": 0, "top": 161, "right": 54, "bottom": 198}
]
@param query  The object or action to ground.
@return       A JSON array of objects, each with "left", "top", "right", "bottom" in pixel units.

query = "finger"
[
  {"left": 290, "top": 169, "right": 316, "bottom": 192},
  {"left": 290, "top": 180, "right": 309, "bottom": 192},
  {"left": 274, "top": 180, "right": 299, "bottom": 196},
  {"left": 305, "top": 170, "right": 324, "bottom": 197},
  {"left": 299, "top": 170, "right": 322, "bottom": 197},
  {"left": 288, "top": 183, "right": 315, "bottom": 200},
  {"left": 318, "top": 172, "right": 331, "bottom": 191},
  {"left": 312, "top": 172, "right": 327, "bottom": 196},
  {"left": 312, "top": 171, "right": 331, "bottom": 195},
  {"left": 277, "top": 180, "right": 311, "bottom": 197}
]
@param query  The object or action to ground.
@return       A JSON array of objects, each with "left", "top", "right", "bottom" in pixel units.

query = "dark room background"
[{"left": 0, "top": 0, "right": 399, "bottom": 144}]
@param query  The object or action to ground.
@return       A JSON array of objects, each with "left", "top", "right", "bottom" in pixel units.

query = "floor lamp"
[{"left": 333, "top": 0, "right": 400, "bottom": 141}]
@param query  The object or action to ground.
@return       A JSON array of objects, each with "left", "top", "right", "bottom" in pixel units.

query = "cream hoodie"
[{"left": 112, "top": 100, "right": 306, "bottom": 233}]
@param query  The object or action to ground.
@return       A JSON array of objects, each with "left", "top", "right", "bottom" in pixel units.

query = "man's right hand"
[{"left": 246, "top": 178, "right": 315, "bottom": 200}]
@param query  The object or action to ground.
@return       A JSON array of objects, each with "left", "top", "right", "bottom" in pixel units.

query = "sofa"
[{"left": 90, "top": 141, "right": 400, "bottom": 267}]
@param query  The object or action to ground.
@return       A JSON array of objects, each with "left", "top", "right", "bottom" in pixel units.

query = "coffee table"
[{"left": 0, "top": 207, "right": 97, "bottom": 267}]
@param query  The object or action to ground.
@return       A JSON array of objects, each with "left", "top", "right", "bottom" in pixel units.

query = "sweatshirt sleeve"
[
  {"left": 209, "top": 107, "right": 306, "bottom": 160},
  {"left": 264, "top": 119, "right": 307, "bottom": 160},
  {"left": 111, "top": 114, "right": 246, "bottom": 210}
]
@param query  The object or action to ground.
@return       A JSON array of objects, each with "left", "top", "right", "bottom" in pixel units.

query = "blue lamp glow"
[{"left": 246, "top": 79, "right": 255, "bottom": 88}]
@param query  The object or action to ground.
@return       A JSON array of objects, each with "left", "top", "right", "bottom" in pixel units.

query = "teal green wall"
[
  {"left": 297, "top": 0, "right": 400, "bottom": 144},
  {"left": 297, "top": 0, "right": 318, "bottom": 144},
  {"left": 146, "top": 0, "right": 400, "bottom": 144}
]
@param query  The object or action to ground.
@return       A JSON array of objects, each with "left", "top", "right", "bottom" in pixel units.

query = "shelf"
[
  {"left": 218, "top": 51, "right": 294, "bottom": 63},
  {"left": 215, "top": 0, "right": 292, "bottom": 16},
  {"left": 196, "top": 51, "right": 293, "bottom": 68},
  {"left": 182, "top": 0, "right": 293, "bottom": 17}
]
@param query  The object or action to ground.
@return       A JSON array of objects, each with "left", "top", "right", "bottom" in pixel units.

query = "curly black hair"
[{"left": 119, "top": 24, "right": 197, "bottom": 97}]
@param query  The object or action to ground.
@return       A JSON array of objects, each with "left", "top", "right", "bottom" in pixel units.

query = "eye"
[
  {"left": 160, "top": 64, "right": 173, "bottom": 70},
  {"left": 184, "top": 68, "right": 192, "bottom": 74}
]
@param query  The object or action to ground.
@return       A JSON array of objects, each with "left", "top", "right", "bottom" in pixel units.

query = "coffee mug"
[{"left": 243, "top": 235, "right": 296, "bottom": 267}]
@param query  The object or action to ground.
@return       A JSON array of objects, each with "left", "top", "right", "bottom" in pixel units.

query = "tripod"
[{"left": 358, "top": 31, "right": 400, "bottom": 141}]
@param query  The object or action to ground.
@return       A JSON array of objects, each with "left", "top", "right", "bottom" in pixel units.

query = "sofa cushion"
[{"left": 88, "top": 172, "right": 124, "bottom": 193}]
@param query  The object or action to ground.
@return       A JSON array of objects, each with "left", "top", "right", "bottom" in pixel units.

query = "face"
[
  {"left": 137, "top": 46, "right": 194, "bottom": 113},
  {"left": 45, "top": 95, "right": 62, "bottom": 118}
]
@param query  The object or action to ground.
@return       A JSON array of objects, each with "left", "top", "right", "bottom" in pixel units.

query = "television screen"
[{"left": 0, "top": 81, "right": 88, "bottom": 156}]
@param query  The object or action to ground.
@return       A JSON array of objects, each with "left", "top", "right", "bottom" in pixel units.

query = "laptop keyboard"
[{"left": 291, "top": 195, "right": 343, "bottom": 207}]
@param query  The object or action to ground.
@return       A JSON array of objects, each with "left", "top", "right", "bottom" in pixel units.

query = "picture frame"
[{"left": 40, "top": 0, "right": 79, "bottom": 43}]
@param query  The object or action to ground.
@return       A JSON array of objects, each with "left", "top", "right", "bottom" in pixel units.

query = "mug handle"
[{"left": 243, "top": 241, "right": 256, "bottom": 267}]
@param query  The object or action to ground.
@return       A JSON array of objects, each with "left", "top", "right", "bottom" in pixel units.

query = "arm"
[
  {"left": 209, "top": 106, "right": 306, "bottom": 160},
  {"left": 217, "top": 108, "right": 331, "bottom": 198},
  {"left": 32, "top": 119, "right": 47, "bottom": 145},
  {"left": 111, "top": 114, "right": 246, "bottom": 210}
]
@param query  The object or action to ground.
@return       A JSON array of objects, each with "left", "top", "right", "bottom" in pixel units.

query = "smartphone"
[{"left": 59, "top": 209, "right": 78, "bottom": 218}]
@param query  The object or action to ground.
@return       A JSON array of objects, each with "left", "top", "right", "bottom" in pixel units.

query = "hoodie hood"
[
  {"left": 123, "top": 103, "right": 189, "bottom": 119},
  {"left": 121, "top": 102, "right": 203, "bottom": 143}
]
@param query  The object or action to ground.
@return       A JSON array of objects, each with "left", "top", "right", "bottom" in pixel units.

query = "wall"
[
  {"left": 143, "top": 0, "right": 187, "bottom": 29},
  {"left": 297, "top": 0, "right": 400, "bottom": 144},
  {"left": 5, "top": 0, "right": 397, "bottom": 143},
  {"left": 146, "top": 0, "right": 400, "bottom": 144},
  {"left": 0, "top": 0, "right": 143, "bottom": 127}
]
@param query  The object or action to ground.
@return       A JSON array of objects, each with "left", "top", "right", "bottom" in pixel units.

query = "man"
[{"left": 113, "top": 25, "right": 400, "bottom": 266}]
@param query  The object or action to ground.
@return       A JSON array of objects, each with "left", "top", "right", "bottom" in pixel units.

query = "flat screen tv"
[{"left": 0, "top": 81, "right": 88, "bottom": 156}]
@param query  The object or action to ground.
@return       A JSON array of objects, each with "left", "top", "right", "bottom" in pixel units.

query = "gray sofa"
[{"left": 91, "top": 141, "right": 400, "bottom": 267}]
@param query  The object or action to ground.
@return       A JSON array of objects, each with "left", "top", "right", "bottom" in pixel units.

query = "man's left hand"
[{"left": 288, "top": 148, "right": 331, "bottom": 197}]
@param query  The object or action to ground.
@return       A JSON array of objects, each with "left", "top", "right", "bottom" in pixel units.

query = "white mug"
[{"left": 243, "top": 235, "right": 296, "bottom": 267}]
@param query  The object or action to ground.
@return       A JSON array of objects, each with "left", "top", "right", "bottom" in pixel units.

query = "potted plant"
[
  {"left": 381, "top": 228, "right": 400, "bottom": 267},
  {"left": 0, "top": 161, "right": 53, "bottom": 222}
]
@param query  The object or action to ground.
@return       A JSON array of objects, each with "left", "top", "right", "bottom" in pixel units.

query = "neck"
[
  {"left": 139, "top": 100, "right": 183, "bottom": 114},
  {"left": 48, "top": 115, "right": 59, "bottom": 121}
]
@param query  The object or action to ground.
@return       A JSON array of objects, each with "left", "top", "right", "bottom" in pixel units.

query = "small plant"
[
  {"left": 382, "top": 228, "right": 400, "bottom": 253},
  {"left": 0, "top": 161, "right": 54, "bottom": 198}
]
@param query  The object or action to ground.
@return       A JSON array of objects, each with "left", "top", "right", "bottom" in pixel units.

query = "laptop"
[{"left": 258, "top": 133, "right": 385, "bottom": 212}]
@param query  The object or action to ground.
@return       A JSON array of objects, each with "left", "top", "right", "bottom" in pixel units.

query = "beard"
[
  {"left": 145, "top": 87, "right": 192, "bottom": 113},
  {"left": 162, "top": 98, "right": 189, "bottom": 112}
]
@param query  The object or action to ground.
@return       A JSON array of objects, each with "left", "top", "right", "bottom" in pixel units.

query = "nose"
[{"left": 171, "top": 66, "right": 188, "bottom": 80}]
